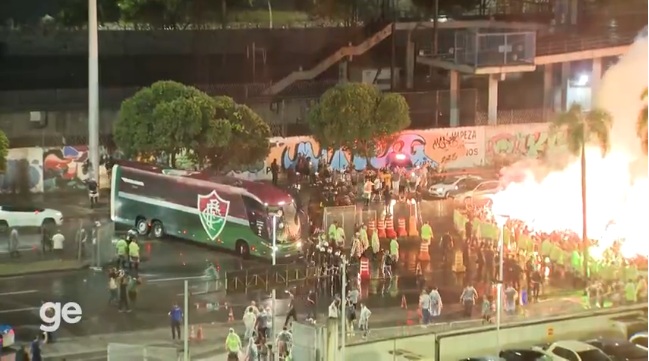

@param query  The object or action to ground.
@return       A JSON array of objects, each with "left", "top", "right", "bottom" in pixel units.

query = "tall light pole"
[
  {"left": 340, "top": 255, "right": 347, "bottom": 361},
  {"left": 494, "top": 214, "right": 509, "bottom": 352},
  {"left": 271, "top": 214, "right": 278, "bottom": 358},
  {"left": 88, "top": 0, "right": 100, "bottom": 186}
]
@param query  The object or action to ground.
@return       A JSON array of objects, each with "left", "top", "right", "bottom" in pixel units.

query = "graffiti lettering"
[{"left": 486, "top": 128, "right": 566, "bottom": 162}]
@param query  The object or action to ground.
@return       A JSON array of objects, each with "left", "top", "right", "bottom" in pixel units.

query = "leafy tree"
[
  {"left": 56, "top": 0, "right": 121, "bottom": 27},
  {"left": 307, "top": 83, "right": 410, "bottom": 158},
  {"left": 194, "top": 96, "right": 271, "bottom": 170},
  {"left": 638, "top": 88, "right": 647, "bottom": 154},
  {"left": 410, "top": 0, "right": 482, "bottom": 18},
  {"left": 551, "top": 103, "right": 612, "bottom": 280},
  {"left": 115, "top": 80, "right": 216, "bottom": 167},
  {"left": 0, "top": 130, "right": 8, "bottom": 172}
]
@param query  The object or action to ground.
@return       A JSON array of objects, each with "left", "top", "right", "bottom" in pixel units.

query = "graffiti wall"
[
  {"left": 484, "top": 123, "right": 567, "bottom": 165},
  {"left": 42, "top": 146, "right": 111, "bottom": 192},
  {"left": 2, "top": 122, "right": 568, "bottom": 191},
  {"left": 0, "top": 148, "right": 44, "bottom": 194}
]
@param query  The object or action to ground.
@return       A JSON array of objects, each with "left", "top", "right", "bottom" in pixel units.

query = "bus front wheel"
[
  {"left": 135, "top": 217, "right": 150, "bottom": 236},
  {"left": 236, "top": 240, "right": 250, "bottom": 259}
]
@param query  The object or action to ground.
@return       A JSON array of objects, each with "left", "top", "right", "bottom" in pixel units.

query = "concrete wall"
[
  {"left": 0, "top": 122, "right": 566, "bottom": 193},
  {"left": 344, "top": 307, "right": 644, "bottom": 361}
]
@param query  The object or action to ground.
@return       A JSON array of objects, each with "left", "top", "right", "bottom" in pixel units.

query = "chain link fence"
[
  {"left": 322, "top": 205, "right": 377, "bottom": 248},
  {"left": 107, "top": 343, "right": 181, "bottom": 361}
]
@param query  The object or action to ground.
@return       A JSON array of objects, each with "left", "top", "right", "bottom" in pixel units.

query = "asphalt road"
[{"left": 0, "top": 197, "right": 461, "bottom": 344}]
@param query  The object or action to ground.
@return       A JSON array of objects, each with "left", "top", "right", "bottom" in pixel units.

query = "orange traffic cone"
[
  {"left": 367, "top": 219, "right": 376, "bottom": 238},
  {"left": 196, "top": 325, "right": 204, "bottom": 341},
  {"left": 401, "top": 294, "right": 407, "bottom": 309},
  {"left": 227, "top": 307, "right": 234, "bottom": 323},
  {"left": 418, "top": 242, "right": 430, "bottom": 261},
  {"left": 190, "top": 325, "right": 196, "bottom": 340},
  {"left": 397, "top": 218, "right": 407, "bottom": 237},
  {"left": 377, "top": 215, "right": 386, "bottom": 238},
  {"left": 386, "top": 215, "right": 396, "bottom": 239},
  {"left": 408, "top": 215, "right": 418, "bottom": 237}
]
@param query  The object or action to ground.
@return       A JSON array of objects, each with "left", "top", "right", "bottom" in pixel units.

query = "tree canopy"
[
  {"left": 552, "top": 103, "right": 612, "bottom": 156},
  {"left": 114, "top": 80, "right": 270, "bottom": 170},
  {"left": 0, "top": 130, "right": 8, "bottom": 172},
  {"left": 409, "top": 0, "right": 482, "bottom": 17},
  {"left": 307, "top": 82, "right": 410, "bottom": 158}
]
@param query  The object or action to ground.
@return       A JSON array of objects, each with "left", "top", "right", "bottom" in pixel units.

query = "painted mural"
[
  {"left": 42, "top": 146, "right": 111, "bottom": 192},
  {"left": 484, "top": 123, "right": 567, "bottom": 165},
  {"left": 0, "top": 148, "right": 44, "bottom": 194},
  {"left": 1, "top": 123, "right": 571, "bottom": 191}
]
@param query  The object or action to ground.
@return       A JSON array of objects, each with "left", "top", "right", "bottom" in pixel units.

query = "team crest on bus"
[{"left": 197, "top": 190, "right": 230, "bottom": 241}]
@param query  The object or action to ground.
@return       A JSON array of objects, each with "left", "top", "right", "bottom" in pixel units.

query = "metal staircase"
[{"left": 262, "top": 23, "right": 394, "bottom": 96}]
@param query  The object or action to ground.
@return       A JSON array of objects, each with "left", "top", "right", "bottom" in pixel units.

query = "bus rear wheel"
[
  {"left": 135, "top": 217, "right": 150, "bottom": 236},
  {"left": 151, "top": 220, "right": 165, "bottom": 239},
  {"left": 235, "top": 240, "right": 250, "bottom": 259}
]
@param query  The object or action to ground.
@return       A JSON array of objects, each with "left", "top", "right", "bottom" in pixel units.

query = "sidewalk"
[{"left": 43, "top": 295, "right": 585, "bottom": 359}]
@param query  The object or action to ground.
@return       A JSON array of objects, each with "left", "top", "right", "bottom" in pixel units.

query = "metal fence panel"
[
  {"left": 92, "top": 221, "right": 117, "bottom": 268},
  {"left": 107, "top": 343, "right": 180, "bottom": 361}
]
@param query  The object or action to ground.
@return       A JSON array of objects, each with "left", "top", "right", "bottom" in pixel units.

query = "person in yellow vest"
[
  {"left": 371, "top": 231, "right": 381, "bottom": 258},
  {"left": 420, "top": 221, "right": 433, "bottom": 246},
  {"left": 636, "top": 276, "right": 647, "bottom": 303},
  {"left": 389, "top": 238, "right": 399, "bottom": 263},
  {"left": 359, "top": 224, "right": 369, "bottom": 253},
  {"left": 335, "top": 224, "right": 346, "bottom": 249},
  {"left": 128, "top": 239, "right": 140, "bottom": 272},
  {"left": 115, "top": 237, "right": 128, "bottom": 269},
  {"left": 225, "top": 328, "right": 242, "bottom": 360},
  {"left": 624, "top": 278, "right": 638, "bottom": 305},
  {"left": 328, "top": 221, "right": 338, "bottom": 243}
]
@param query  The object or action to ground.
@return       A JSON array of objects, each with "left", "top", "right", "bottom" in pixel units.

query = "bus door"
[{"left": 242, "top": 196, "right": 270, "bottom": 240}]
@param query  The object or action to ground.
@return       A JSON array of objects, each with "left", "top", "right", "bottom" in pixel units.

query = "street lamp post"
[
  {"left": 340, "top": 255, "right": 347, "bottom": 361},
  {"left": 88, "top": 0, "right": 100, "bottom": 186},
  {"left": 271, "top": 214, "right": 277, "bottom": 343},
  {"left": 494, "top": 214, "right": 509, "bottom": 352}
]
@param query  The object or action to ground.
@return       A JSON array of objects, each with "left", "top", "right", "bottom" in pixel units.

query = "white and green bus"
[{"left": 110, "top": 161, "right": 305, "bottom": 259}]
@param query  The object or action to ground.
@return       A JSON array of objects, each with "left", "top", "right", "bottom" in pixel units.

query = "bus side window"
[{"left": 242, "top": 196, "right": 268, "bottom": 238}]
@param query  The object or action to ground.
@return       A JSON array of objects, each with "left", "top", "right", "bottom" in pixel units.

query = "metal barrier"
[
  {"left": 107, "top": 343, "right": 181, "bottom": 361},
  {"left": 323, "top": 205, "right": 377, "bottom": 247},
  {"left": 292, "top": 321, "right": 326, "bottom": 361}
]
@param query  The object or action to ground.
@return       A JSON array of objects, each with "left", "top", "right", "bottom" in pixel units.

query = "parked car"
[
  {"left": 629, "top": 332, "right": 648, "bottom": 351},
  {"left": 0, "top": 205, "right": 63, "bottom": 231},
  {"left": 453, "top": 180, "right": 502, "bottom": 208},
  {"left": 587, "top": 337, "right": 648, "bottom": 361},
  {"left": 499, "top": 349, "right": 553, "bottom": 361},
  {"left": 533, "top": 340, "right": 613, "bottom": 361},
  {"left": 427, "top": 175, "right": 482, "bottom": 199}
]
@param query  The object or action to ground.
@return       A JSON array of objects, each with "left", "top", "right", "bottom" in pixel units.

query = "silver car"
[
  {"left": 427, "top": 175, "right": 483, "bottom": 199},
  {"left": 453, "top": 180, "right": 501, "bottom": 207}
]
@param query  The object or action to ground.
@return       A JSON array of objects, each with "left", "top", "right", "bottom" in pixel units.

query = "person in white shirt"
[
  {"left": 419, "top": 289, "right": 432, "bottom": 326},
  {"left": 358, "top": 303, "right": 372, "bottom": 339},
  {"left": 429, "top": 286, "right": 443, "bottom": 317},
  {"left": 328, "top": 298, "right": 340, "bottom": 319},
  {"left": 242, "top": 307, "right": 257, "bottom": 341},
  {"left": 52, "top": 230, "right": 65, "bottom": 257},
  {"left": 372, "top": 177, "right": 382, "bottom": 202}
]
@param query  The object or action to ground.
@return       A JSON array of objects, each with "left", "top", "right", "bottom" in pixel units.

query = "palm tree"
[
  {"left": 551, "top": 103, "right": 612, "bottom": 280},
  {"left": 638, "top": 88, "right": 648, "bottom": 154}
]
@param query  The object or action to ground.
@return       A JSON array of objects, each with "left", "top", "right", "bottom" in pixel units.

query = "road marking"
[
  {"left": 0, "top": 290, "right": 38, "bottom": 296},
  {"left": 146, "top": 276, "right": 204, "bottom": 283},
  {"left": 0, "top": 307, "right": 39, "bottom": 314}
]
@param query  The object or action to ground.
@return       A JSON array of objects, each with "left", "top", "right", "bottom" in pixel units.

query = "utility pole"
[{"left": 88, "top": 0, "right": 100, "bottom": 186}]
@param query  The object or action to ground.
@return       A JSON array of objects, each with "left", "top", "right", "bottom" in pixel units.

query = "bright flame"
[{"left": 492, "top": 30, "right": 648, "bottom": 260}]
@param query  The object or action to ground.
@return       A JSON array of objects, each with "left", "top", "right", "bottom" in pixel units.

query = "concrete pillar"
[
  {"left": 543, "top": 64, "right": 554, "bottom": 112},
  {"left": 405, "top": 39, "right": 415, "bottom": 89},
  {"left": 560, "top": 62, "right": 570, "bottom": 111},
  {"left": 591, "top": 57, "right": 602, "bottom": 98},
  {"left": 338, "top": 61, "right": 348, "bottom": 83},
  {"left": 449, "top": 70, "right": 460, "bottom": 127},
  {"left": 488, "top": 74, "right": 499, "bottom": 125}
]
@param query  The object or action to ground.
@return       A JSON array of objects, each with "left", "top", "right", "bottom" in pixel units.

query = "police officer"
[{"left": 115, "top": 232, "right": 130, "bottom": 269}]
